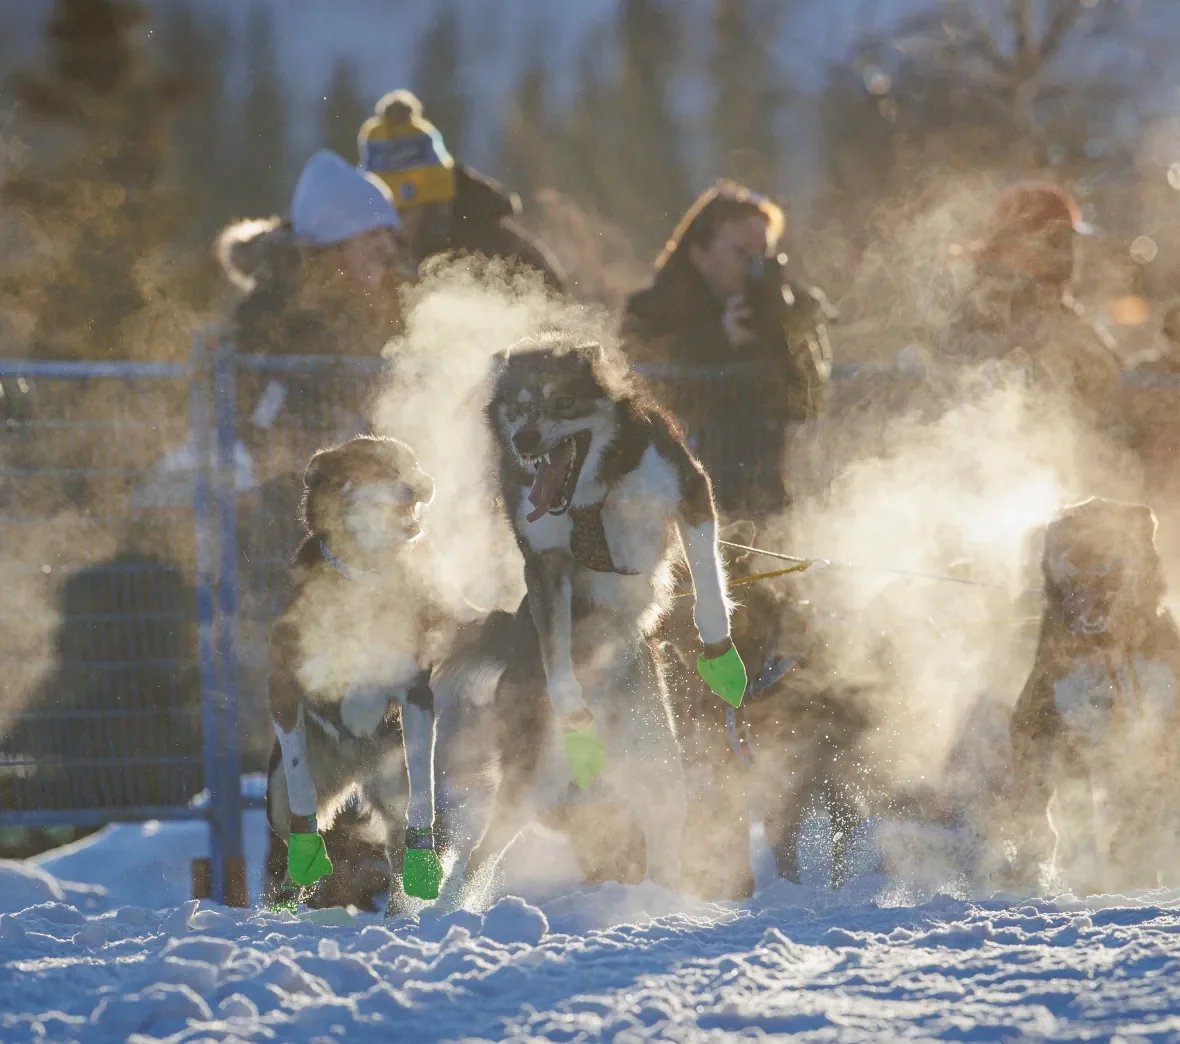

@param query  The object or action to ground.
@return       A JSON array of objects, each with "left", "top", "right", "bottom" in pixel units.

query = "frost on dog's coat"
[
  {"left": 440, "top": 332, "right": 736, "bottom": 897},
  {"left": 1005, "top": 497, "right": 1180, "bottom": 893},
  {"left": 264, "top": 436, "right": 447, "bottom": 909}
]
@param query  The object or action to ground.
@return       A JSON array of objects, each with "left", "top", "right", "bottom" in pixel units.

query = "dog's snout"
[{"left": 513, "top": 427, "right": 542, "bottom": 455}]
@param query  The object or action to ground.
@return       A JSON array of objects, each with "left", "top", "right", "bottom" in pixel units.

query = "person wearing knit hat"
[
  {"left": 938, "top": 180, "right": 1123, "bottom": 433},
  {"left": 973, "top": 182, "right": 1096, "bottom": 290},
  {"left": 360, "top": 91, "right": 457, "bottom": 211},
  {"left": 215, "top": 148, "right": 408, "bottom": 358},
  {"left": 358, "top": 90, "right": 566, "bottom": 290},
  {"left": 291, "top": 148, "right": 403, "bottom": 258},
  {"left": 212, "top": 150, "right": 413, "bottom": 913}
]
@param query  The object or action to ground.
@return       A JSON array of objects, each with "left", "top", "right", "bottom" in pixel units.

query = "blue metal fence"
[
  {"left": 1, "top": 335, "right": 1176, "bottom": 906},
  {"left": 0, "top": 339, "right": 249, "bottom": 903}
]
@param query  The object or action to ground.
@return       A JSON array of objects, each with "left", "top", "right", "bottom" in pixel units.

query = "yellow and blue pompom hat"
[{"left": 358, "top": 89, "right": 456, "bottom": 209}]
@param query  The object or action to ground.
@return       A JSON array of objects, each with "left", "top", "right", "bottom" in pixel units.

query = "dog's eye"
[{"left": 555, "top": 395, "right": 575, "bottom": 411}]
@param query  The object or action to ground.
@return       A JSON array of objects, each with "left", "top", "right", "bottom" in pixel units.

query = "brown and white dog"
[
  {"left": 264, "top": 436, "right": 447, "bottom": 911},
  {"left": 432, "top": 332, "right": 737, "bottom": 906},
  {"left": 1003, "top": 497, "right": 1180, "bottom": 894}
]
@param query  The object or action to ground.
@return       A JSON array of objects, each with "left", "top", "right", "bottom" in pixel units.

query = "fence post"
[
  {"left": 189, "top": 332, "right": 227, "bottom": 901},
  {"left": 211, "top": 338, "right": 245, "bottom": 904}
]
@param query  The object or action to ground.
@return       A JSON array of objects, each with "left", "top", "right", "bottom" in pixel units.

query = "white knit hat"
[{"left": 290, "top": 149, "right": 400, "bottom": 248}]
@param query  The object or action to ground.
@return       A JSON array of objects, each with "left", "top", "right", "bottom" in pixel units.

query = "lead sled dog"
[{"left": 432, "top": 332, "right": 749, "bottom": 906}]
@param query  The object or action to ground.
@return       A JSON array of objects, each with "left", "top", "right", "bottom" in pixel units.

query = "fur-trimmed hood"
[
  {"left": 215, "top": 216, "right": 297, "bottom": 295},
  {"left": 213, "top": 213, "right": 401, "bottom": 358}
]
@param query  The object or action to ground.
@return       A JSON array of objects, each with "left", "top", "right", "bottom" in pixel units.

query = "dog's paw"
[
  {"left": 267, "top": 883, "right": 301, "bottom": 915},
  {"left": 561, "top": 721, "right": 607, "bottom": 789},
  {"left": 402, "top": 848, "right": 445, "bottom": 900},
  {"left": 697, "top": 643, "right": 748, "bottom": 708},
  {"left": 288, "top": 832, "right": 333, "bottom": 887}
]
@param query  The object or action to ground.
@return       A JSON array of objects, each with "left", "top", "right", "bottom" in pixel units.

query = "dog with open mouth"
[
  {"left": 434, "top": 331, "right": 747, "bottom": 901},
  {"left": 1002, "top": 497, "right": 1180, "bottom": 894}
]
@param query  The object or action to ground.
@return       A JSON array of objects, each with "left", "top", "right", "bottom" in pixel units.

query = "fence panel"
[
  {"left": 3, "top": 341, "right": 1171, "bottom": 905},
  {"left": 0, "top": 360, "right": 207, "bottom": 829}
]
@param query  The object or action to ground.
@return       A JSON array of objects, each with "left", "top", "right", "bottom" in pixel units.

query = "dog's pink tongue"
[{"left": 526, "top": 440, "right": 575, "bottom": 522}]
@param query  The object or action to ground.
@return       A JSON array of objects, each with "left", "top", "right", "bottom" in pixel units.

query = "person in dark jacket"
[
  {"left": 621, "top": 180, "right": 834, "bottom": 518},
  {"left": 216, "top": 149, "right": 408, "bottom": 359},
  {"left": 939, "top": 182, "right": 1123, "bottom": 433},
  {"left": 359, "top": 89, "right": 566, "bottom": 292}
]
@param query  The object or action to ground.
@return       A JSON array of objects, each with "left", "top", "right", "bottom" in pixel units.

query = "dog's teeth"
[{"left": 543, "top": 452, "right": 551, "bottom": 465}]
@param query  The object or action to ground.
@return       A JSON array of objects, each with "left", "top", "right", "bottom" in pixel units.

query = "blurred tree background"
[{"left": 0, "top": 0, "right": 1177, "bottom": 361}]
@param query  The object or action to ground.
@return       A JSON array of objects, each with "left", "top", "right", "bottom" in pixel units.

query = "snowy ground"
[{"left": 5, "top": 795, "right": 1180, "bottom": 1042}]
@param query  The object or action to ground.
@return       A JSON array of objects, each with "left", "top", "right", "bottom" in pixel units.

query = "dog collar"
[{"left": 319, "top": 540, "right": 378, "bottom": 585}]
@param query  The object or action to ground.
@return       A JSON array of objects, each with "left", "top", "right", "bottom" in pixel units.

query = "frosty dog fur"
[
  {"left": 434, "top": 331, "right": 736, "bottom": 898},
  {"left": 264, "top": 436, "right": 447, "bottom": 906},
  {"left": 1004, "top": 497, "right": 1180, "bottom": 893}
]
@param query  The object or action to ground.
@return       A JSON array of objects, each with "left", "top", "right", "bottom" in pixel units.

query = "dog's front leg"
[
  {"left": 269, "top": 621, "right": 332, "bottom": 899},
  {"left": 525, "top": 552, "right": 606, "bottom": 788},
  {"left": 398, "top": 678, "right": 444, "bottom": 900},
  {"left": 677, "top": 504, "right": 747, "bottom": 709},
  {"left": 678, "top": 515, "right": 730, "bottom": 647}
]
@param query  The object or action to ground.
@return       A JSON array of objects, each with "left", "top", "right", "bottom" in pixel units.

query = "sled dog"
[
  {"left": 1004, "top": 497, "right": 1180, "bottom": 893},
  {"left": 264, "top": 435, "right": 450, "bottom": 910},
  {"left": 435, "top": 332, "right": 745, "bottom": 902}
]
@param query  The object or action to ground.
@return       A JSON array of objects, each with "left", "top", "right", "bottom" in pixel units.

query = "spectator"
[
  {"left": 941, "top": 182, "right": 1123, "bottom": 430},
  {"left": 214, "top": 150, "right": 411, "bottom": 770},
  {"left": 216, "top": 149, "right": 407, "bottom": 359},
  {"left": 622, "top": 180, "right": 835, "bottom": 517},
  {"left": 359, "top": 90, "right": 566, "bottom": 292}
]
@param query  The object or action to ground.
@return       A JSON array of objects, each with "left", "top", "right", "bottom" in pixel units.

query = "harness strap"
[{"left": 570, "top": 503, "right": 639, "bottom": 576}]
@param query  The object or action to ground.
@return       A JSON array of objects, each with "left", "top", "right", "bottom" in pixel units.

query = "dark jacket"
[
  {"left": 446, "top": 166, "right": 567, "bottom": 294},
  {"left": 938, "top": 262, "right": 1124, "bottom": 431},
  {"left": 215, "top": 217, "right": 402, "bottom": 359},
  {"left": 621, "top": 257, "right": 834, "bottom": 515}
]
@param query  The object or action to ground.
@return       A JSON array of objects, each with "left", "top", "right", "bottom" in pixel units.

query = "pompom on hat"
[
  {"left": 290, "top": 149, "right": 400, "bottom": 248},
  {"left": 358, "top": 89, "right": 456, "bottom": 209}
]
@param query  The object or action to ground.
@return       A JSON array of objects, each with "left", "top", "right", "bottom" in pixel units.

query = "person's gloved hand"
[
  {"left": 287, "top": 829, "right": 333, "bottom": 887},
  {"left": 697, "top": 639, "right": 747, "bottom": 709},
  {"left": 559, "top": 711, "right": 607, "bottom": 789},
  {"left": 402, "top": 829, "right": 444, "bottom": 900}
]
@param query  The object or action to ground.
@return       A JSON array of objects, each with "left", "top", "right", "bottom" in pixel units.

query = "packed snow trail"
[{"left": 5, "top": 864, "right": 1180, "bottom": 1043}]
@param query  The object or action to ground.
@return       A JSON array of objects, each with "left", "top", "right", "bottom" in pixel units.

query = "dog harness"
[{"left": 570, "top": 503, "right": 638, "bottom": 575}]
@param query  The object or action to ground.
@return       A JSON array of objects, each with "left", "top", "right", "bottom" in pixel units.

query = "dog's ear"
[{"left": 303, "top": 446, "right": 335, "bottom": 495}]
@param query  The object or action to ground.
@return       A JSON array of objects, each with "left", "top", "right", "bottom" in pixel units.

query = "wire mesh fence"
[
  {"left": 1, "top": 338, "right": 1176, "bottom": 903},
  {"left": 0, "top": 360, "right": 202, "bottom": 825}
]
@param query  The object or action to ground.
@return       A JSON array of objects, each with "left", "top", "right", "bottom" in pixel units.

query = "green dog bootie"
[
  {"left": 697, "top": 643, "right": 748, "bottom": 709},
  {"left": 402, "top": 846, "right": 445, "bottom": 900},
  {"left": 268, "top": 881, "right": 301, "bottom": 915},
  {"left": 561, "top": 720, "right": 607, "bottom": 789},
  {"left": 287, "top": 831, "right": 333, "bottom": 887}
]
